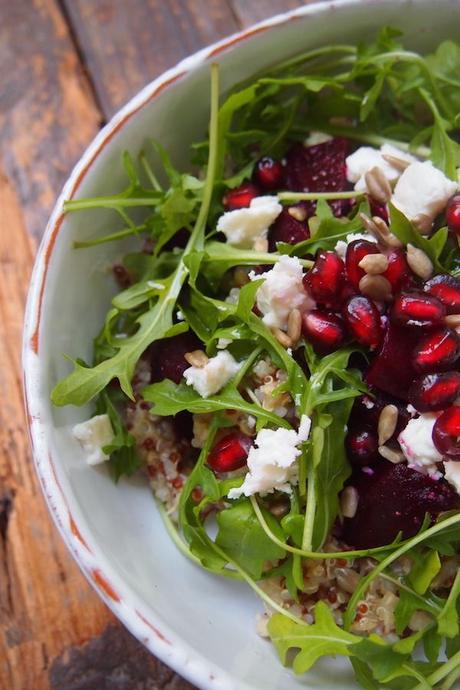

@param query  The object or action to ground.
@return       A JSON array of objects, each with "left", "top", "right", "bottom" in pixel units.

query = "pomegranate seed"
[
  {"left": 346, "top": 428, "right": 379, "bottom": 467},
  {"left": 424, "top": 274, "right": 460, "bottom": 315},
  {"left": 207, "top": 432, "right": 252, "bottom": 473},
  {"left": 343, "top": 295, "right": 383, "bottom": 349},
  {"left": 391, "top": 292, "right": 446, "bottom": 328},
  {"left": 252, "top": 156, "right": 283, "bottom": 190},
  {"left": 267, "top": 208, "right": 309, "bottom": 250},
  {"left": 366, "top": 324, "right": 422, "bottom": 400},
  {"left": 301, "top": 310, "right": 345, "bottom": 354},
  {"left": 341, "top": 463, "right": 460, "bottom": 548},
  {"left": 113, "top": 264, "right": 131, "bottom": 289},
  {"left": 433, "top": 407, "right": 460, "bottom": 458},
  {"left": 413, "top": 328, "right": 460, "bottom": 373},
  {"left": 345, "top": 240, "right": 380, "bottom": 289},
  {"left": 383, "top": 249, "right": 414, "bottom": 293},
  {"left": 409, "top": 372, "right": 460, "bottom": 412},
  {"left": 446, "top": 194, "right": 460, "bottom": 234},
  {"left": 222, "top": 182, "right": 260, "bottom": 210},
  {"left": 303, "top": 251, "right": 344, "bottom": 307}
]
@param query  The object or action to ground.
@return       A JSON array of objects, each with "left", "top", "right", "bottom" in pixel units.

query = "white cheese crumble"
[
  {"left": 392, "top": 161, "right": 459, "bottom": 224},
  {"left": 72, "top": 414, "right": 114, "bottom": 466},
  {"left": 444, "top": 460, "right": 460, "bottom": 494},
  {"left": 183, "top": 350, "right": 241, "bottom": 398},
  {"left": 250, "top": 255, "right": 315, "bottom": 330},
  {"left": 225, "top": 287, "right": 241, "bottom": 305},
  {"left": 334, "top": 232, "right": 378, "bottom": 259},
  {"left": 346, "top": 144, "right": 416, "bottom": 192},
  {"left": 305, "top": 131, "right": 333, "bottom": 146},
  {"left": 217, "top": 195, "right": 282, "bottom": 249},
  {"left": 228, "top": 415, "right": 311, "bottom": 499},
  {"left": 398, "top": 413, "right": 443, "bottom": 476}
]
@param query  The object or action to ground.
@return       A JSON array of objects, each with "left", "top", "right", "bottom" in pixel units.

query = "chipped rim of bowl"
[{"left": 22, "top": 2, "right": 386, "bottom": 688}]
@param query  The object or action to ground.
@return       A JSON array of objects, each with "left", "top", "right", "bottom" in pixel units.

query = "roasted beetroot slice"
[
  {"left": 150, "top": 331, "right": 202, "bottom": 384},
  {"left": 341, "top": 463, "right": 460, "bottom": 549},
  {"left": 282, "top": 138, "right": 352, "bottom": 217},
  {"left": 365, "top": 322, "right": 421, "bottom": 400},
  {"left": 268, "top": 207, "right": 310, "bottom": 250}
]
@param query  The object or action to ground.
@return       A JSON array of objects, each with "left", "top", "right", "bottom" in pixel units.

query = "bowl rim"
[{"left": 22, "top": 2, "right": 385, "bottom": 688}]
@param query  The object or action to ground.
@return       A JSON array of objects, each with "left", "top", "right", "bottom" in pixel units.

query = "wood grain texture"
[
  {"left": 0, "top": 0, "right": 102, "bottom": 241},
  {"left": 61, "top": 0, "right": 240, "bottom": 118}
]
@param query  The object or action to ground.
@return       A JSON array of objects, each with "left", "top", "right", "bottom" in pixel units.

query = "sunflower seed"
[
  {"left": 378, "top": 445, "right": 405, "bottom": 464},
  {"left": 358, "top": 253, "right": 389, "bottom": 274},
  {"left": 271, "top": 327, "right": 293, "bottom": 349},
  {"left": 359, "top": 274, "right": 392, "bottom": 301},
  {"left": 378, "top": 404, "right": 399, "bottom": 446},
  {"left": 288, "top": 206, "right": 307, "bottom": 222},
  {"left": 381, "top": 153, "right": 411, "bottom": 172},
  {"left": 364, "top": 166, "right": 392, "bottom": 204},
  {"left": 372, "top": 216, "right": 403, "bottom": 248},
  {"left": 406, "top": 243, "right": 433, "bottom": 279},
  {"left": 445, "top": 314, "right": 460, "bottom": 329},
  {"left": 287, "top": 308, "right": 302, "bottom": 344},
  {"left": 184, "top": 350, "right": 209, "bottom": 368},
  {"left": 341, "top": 486, "right": 359, "bottom": 518}
]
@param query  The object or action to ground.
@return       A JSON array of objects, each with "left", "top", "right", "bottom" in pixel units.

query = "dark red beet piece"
[
  {"left": 345, "top": 239, "right": 380, "bottom": 289},
  {"left": 282, "top": 138, "right": 352, "bottom": 218},
  {"left": 162, "top": 227, "right": 190, "bottom": 251},
  {"left": 150, "top": 331, "right": 202, "bottom": 384},
  {"left": 391, "top": 292, "right": 446, "bottom": 328},
  {"left": 346, "top": 428, "right": 379, "bottom": 467},
  {"left": 267, "top": 207, "right": 310, "bottom": 250},
  {"left": 383, "top": 249, "right": 415, "bottom": 293},
  {"left": 207, "top": 432, "right": 253, "bottom": 473},
  {"left": 365, "top": 322, "right": 421, "bottom": 400},
  {"left": 413, "top": 328, "right": 460, "bottom": 374},
  {"left": 222, "top": 182, "right": 260, "bottom": 210},
  {"left": 341, "top": 463, "right": 460, "bottom": 549},
  {"left": 424, "top": 274, "right": 460, "bottom": 315},
  {"left": 433, "top": 407, "right": 460, "bottom": 459},
  {"left": 342, "top": 295, "right": 383, "bottom": 349},
  {"left": 303, "top": 251, "right": 344, "bottom": 307},
  {"left": 409, "top": 372, "right": 460, "bottom": 412},
  {"left": 301, "top": 310, "right": 345, "bottom": 354},
  {"left": 446, "top": 194, "right": 460, "bottom": 234},
  {"left": 252, "top": 156, "right": 283, "bottom": 190}
]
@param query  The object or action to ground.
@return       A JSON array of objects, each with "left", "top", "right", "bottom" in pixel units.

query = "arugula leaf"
[
  {"left": 100, "top": 392, "right": 142, "bottom": 481},
  {"left": 438, "top": 570, "right": 460, "bottom": 638},
  {"left": 215, "top": 500, "right": 286, "bottom": 579},
  {"left": 409, "top": 550, "right": 441, "bottom": 595},
  {"left": 268, "top": 602, "right": 361, "bottom": 673}
]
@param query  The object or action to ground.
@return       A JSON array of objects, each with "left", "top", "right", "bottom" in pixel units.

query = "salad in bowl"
[{"left": 53, "top": 28, "right": 460, "bottom": 690}]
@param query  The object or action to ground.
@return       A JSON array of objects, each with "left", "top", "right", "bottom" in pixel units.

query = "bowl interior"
[{"left": 25, "top": 2, "right": 460, "bottom": 689}]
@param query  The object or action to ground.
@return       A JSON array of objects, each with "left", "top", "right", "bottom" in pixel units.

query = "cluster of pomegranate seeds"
[
  {"left": 207, "top": 432, "right": 252, "bottom": 473},
  {"left": 342, "top": 463, "right": 460, "bottom": 549}
]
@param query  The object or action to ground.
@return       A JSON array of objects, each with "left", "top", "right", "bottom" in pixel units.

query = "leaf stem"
[
  {"left": 65, "top": 196, "right": 161, "bottom": 211},
  {"left": 278, "top": 190, "right": 362, "bottom": 202},
  {"left": 74, "top": 224, "right": 147, "bottom": 248}
]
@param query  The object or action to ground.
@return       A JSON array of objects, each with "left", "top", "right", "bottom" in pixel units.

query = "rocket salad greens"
[{"left": 54, "top": 28, "right": 460, "bottom": 689}]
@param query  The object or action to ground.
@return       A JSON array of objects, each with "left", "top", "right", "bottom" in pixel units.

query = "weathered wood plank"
[
  {"left": 0, "top": 0, "right": 102, "bottom": 241},
  {"left": 62, "top": 0, "right": 241, "bottom": 118}
]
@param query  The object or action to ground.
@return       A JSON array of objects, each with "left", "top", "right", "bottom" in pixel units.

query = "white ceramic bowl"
[{"left": 23, "top": 2, "right": 460, "bottom": 688}]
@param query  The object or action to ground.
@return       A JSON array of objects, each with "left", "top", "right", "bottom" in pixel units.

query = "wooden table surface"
[{"left": 0, "top": 1, "right": 307, "bottom": 688}]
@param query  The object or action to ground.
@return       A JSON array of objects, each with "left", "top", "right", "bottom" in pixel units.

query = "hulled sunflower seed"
[
  {"left": 378, "top": 445, "right": 405, "bottom": 464},
  {"left": 381, "top": 153, "right": 411, "bottom": 172},
  {"left": 253, "top": 237, "right": 269, "bottom": 252},
  {"left": 184, "top": 350, "right": 209, "bottom": 368},
  {"left": 287, "top": 309, "right": 302, "bottom": 344},
  {"left": 288, "top": 206, "right": 307, "bottom": 222},
  {"left": 359, "top": 274, "right": 392, "bottom": 301},
  {"left": 372, "top": 216, "right": 403, "bottom": 248},
  {"left": 445, "top": 314, "right": 460, "bottom": 329},
  {"left": 378, "top": 404, "right": 399, "bottom": 446},
  {"left": 341, "top": 486, "right": 359, "bottom": 519},
  {"left": 358, "top": 253, "right": 389, "bottom": 274},
  {"left": 271, "top": 327, "right": 293, "bottom": 349},
  {"left": 406, "top": 243, "right": 433, "bottom": 280},
  {"left": 364, "top": 166, "right": 392, "bottom": 204}
]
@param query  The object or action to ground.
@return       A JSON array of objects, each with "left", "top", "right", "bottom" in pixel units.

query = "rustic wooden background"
[{"left": 0, "top": 1, "right": 307, "bottom": 689}]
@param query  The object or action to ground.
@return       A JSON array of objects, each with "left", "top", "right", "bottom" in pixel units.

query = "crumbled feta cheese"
[
  {"left": 398, "top": 413, "right": 443, "bottom": 475},
  {"left": 72, "top": 414, "right": 114, "bottom": 466},
  {"left": 176, "top": 310, "right": 184, "bottom": 321},
  {"left": 444, "top": 460, "right": 460, "bottom": 494},
  {"left": 392, "top": 161, "right": 459, "bottom": 224},
  {"left": 183, "top": 351, "right": 241, "bottom": 398},
  {"left": 334, "top": 232, "right": 378, "bottom": 259},
  {"left": 305, "top": 131, "right": 332, "bottom": 146},
  {"left": 228, "top": 416, "right": 311, "bottom": 499},
  {"left": 217, "top": 337, "right": 232, "bottom": 350},
  {"left": 346, "top": 144, "right": 416, "bottom": 192},
  {"left": 217, "top": 195, "right": 282, "bottom": 249},
  {"left": 250, "top": 255, "right": 315, "bottom": 330},
  {"left": 225, "top": 287, "right": 240, "bottom": 305}
]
